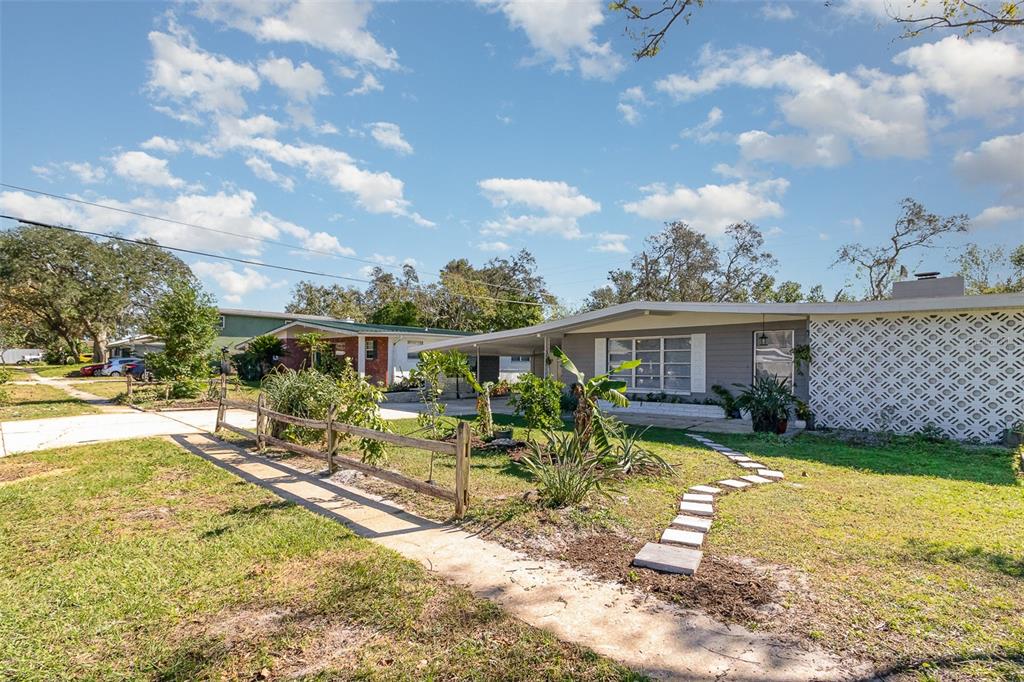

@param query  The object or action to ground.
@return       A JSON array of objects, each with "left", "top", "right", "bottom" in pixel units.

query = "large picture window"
[
  {"left": 753, "top": 330, "right": 795, "bottom": 386},
  {"left": 608, "top": 336, "right": 691, "bottom": 393}
]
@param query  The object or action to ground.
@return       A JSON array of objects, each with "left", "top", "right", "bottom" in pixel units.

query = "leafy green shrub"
[
  {"left": 262, "top": 365, "right": 389, "bottom": 464},
  {"left": 734, "top": 375, "right": 795, "bottom": 433},
  {"left": 144, "top": 280, "right": 219, "bottom": 382},
  {"left": 711, "top": 384, "right": 741, "bottom": 419},
  {"left": 0, "top": 366, "right": 10, "bottom": 405},
  {"left": 916, "top": 423, "right": 948, "bottom": 443},
  {"left": 519, "top": 430, "right": 620, "bottom": 507},
  {"left": 235, "top": 335, "right": 286, "bottom": 380},
  {"left": 169, "top": 376, "right": 202, "bottom": 399},
  {"left": 508, "top": 373, "right": 564, "bottom": 435},
  {"left": 559, "top": 389, "right": 579, "bottom": 414}
]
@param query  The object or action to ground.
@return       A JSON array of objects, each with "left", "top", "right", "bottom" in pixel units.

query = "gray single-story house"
[{"left": 418, "top": 276, "right": 1024, "bottom": 442}]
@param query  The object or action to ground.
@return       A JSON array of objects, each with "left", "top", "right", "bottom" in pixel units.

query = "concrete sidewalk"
[
  {"left": 171, "top": 432, "right": 861, "bottom": 681},
  {"left": 0, "top": 409, "right": 256, "bottom": 456}
]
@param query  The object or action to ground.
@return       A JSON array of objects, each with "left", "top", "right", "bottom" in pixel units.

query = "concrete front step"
[
  {"left": 688, "top": 484, "right": 722, "bottom": 495},
  {"left": 633, "top": 542, "right": 703, "bottom": 575},
  {"left": 679, "top": 500, "right": 714, "bottom": 516},
  {"left": 758, "top": 469, "right": 785, "bottom": 479},
  {"left": 740, "top": 474, "right": 772, "bottom": 484},
  {"left": 718, "top": 479, "right": 751, "bottom": 489},
  {"left": 671, "top": 514, "right": 712, "bottom": 532},
  {"left": 660, "top": 527, "right": 705, "bottom": 548},
  {"left": 682, "top": 493, "right": 714, "bottom": 503}
]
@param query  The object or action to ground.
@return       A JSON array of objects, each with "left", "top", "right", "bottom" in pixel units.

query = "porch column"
[
  {"left": 357, "top": 335, "right": 366, "bottom": 376},
  {"left": 542, "top": 336, "right": 550, "bottom": 378}
]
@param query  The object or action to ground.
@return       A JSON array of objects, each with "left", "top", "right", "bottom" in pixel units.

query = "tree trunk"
[{"left": 91, "top": 329, "right": 109, "bottom": 363}]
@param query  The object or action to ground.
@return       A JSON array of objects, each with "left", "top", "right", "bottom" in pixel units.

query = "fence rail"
[{"left": 213, "top": 374, "right": 470, "bottom": 516}]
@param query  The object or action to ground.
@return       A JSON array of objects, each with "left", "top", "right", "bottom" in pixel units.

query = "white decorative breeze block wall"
[{"left": 809, "top": 309, "right": 1024, "bottom": 442}]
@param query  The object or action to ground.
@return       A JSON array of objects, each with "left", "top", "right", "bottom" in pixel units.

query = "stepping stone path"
[{"left": 632, "top": 433, "right": 789, "bottom": 576}]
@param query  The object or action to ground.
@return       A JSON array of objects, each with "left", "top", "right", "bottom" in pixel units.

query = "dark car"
[
  {"left": 124, "top": 361, "right": 151, "bottom": 381},
  {"left": 79, "top": 363, "right": 106, "bottom": 377}
]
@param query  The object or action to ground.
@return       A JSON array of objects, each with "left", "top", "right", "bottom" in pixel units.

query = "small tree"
[
  {"left": 296, "top": 332, "right": 328, "bottom": 369},
  {"left": 143, "top": 280, "right": 219, "bottom": 397},
  {"left": 508, "top": 372, "right": 564, "bottom": 437},
  {"left": 551, "top": 346, "right": 639, "bottom": 451},
  {"left": 243, "top": 334, "right": 286, "bottom": 378},
  {"left": 411, "top": 350, "right": 458, "bottom": 439}
]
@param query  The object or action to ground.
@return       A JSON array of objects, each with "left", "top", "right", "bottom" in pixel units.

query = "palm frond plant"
[
  {"left": 518, "top": 429, "right": 622, "bottom": 507},
  {"left": 551, "top": 345, "right": 639, "bottom": 450},
  {"left": 613, "top": 423, "right": 672, "bottom": 476},
  {"left": 734, "top": 374, "right": 796, "bottom": 434}
]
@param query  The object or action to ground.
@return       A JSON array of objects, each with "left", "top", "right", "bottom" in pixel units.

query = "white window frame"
[
  {"left": 607, "top": 334, "right": 692, "bottom": 394},
  {"left": 752, "top": 329, "right": 795, "bottom": 386},
  {"left": 217, "top": 315, "right": 225, "bottom": 330}
]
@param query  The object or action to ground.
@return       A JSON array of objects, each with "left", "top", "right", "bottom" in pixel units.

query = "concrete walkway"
[{"left": 171, "top": 432, "right": 862, "bottom": 681}]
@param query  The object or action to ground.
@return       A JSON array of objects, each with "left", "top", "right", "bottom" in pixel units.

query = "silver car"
[{"left": 98, "top": 357, "right": 142, "bottom": 376}]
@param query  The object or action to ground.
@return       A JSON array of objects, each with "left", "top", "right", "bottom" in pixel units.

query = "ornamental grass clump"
[{"left": 519, "top": 430, "right": 621, "bottom": 508}]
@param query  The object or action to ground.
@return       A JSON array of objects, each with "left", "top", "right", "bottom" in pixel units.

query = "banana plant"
[{"left": 551, "top": 345, "right": 640, "bottom": 451}]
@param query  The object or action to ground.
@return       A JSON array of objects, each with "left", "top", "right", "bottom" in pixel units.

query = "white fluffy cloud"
[
  {"left": 972, "top": 205, "right": 1024, "bottom": 230},
  {"left": 139, "top": 136, "right": 182, "bottom": 154},
  {"left": 894, "top": 36, "right": 1024, "bottom": 121},
  {"left": 479, "top": 177, "right": 600, "bottom": 239},
  {"left": 196, "top": 0, "right": 398, "bottom": 70},
  {"left": 737, "top": 130, "right": 851, "bottom": 167},
  {"left": 191, "top": 260, "right": 283, "bottom": 303},
  {"left": 257, "top": 56, "right": 326, "bottom": 102},
  {"left": 0, "top": 189, "right": 355, "bottom": 259},
  {"left": 477, "top": 240, "right": 512, "bottom": 252},
  {"left": 347, "top": 72, "right": 383, "bottom": 96},
  {"left": 33, "top": 161, "right": 107, "bottom": 184},
  {"left": 481, "top": 0, "right": 623, "bottom": 80},
  {"left": 656, "top": 45, "right": 929, "bottom": 162},
  {"left": 617, "top": 86, "right": 649, "bottom": 126},
  {"left": 761, "top": 3, "right": 795, "bottom": 20},
  {"left": 368, "top": 122, "right": 414, "bottom": 155},
  {"left": 245, "top": 156, "right": 295, "bottom": 191},
  {"left": 680, "top": 107, "right": 725, "bottom": 144},
  {"left": 623, "top": 178, "right": 789, "bottom": 235},
  {"left": 593, "top": 232, "right": 629, "bottom": 253},
  {"left": 147, "top": 29, "right": 260, "bottom": 117},
  {"left": 953, "top": 133, "right": 1024, "bottom": 198},
  {"left": 111, "top": 151, "right": 191, "bottom": 189}
]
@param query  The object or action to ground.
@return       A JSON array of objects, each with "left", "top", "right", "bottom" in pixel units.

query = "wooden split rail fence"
[{"left": 212, "top": 374, "right": 472, "bottom": 517}]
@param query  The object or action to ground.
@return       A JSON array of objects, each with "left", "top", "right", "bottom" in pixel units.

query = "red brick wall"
[
  {"left": 334, "top": 338, "right": 358, "bottom": 372},
  {"left": 364, "top": 336, "right": 389, "bottom": 386},
  {"left": 279, "top": 338, "right": 305, "bottom": 371}
]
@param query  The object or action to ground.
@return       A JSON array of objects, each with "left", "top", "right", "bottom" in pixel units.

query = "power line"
[
  {"left": 0, "top": 182, "right": 541, "bottom": 298},
  {"left": 0, "top": 215, "right": 549, "bottom": 308}
]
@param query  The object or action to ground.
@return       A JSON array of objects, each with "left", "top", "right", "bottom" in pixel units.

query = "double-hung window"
[
  {"left": 607, "top": 336, "right": 692, "bottom": 393},
  {"left": 753, "top": 330, "right": 795, "bottom": 386}
]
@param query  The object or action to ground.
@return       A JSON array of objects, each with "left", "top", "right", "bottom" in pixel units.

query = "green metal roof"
[{"left": 291, "top": 318, "right": 473, "bottom": 336}]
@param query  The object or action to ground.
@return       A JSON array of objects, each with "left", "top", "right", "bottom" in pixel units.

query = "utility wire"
[
  {"left": 0, "top": 214, "right": 548, "bottom": 308},
  {"left": 0, "top": 182, "right": 543, "bottom": 298}
]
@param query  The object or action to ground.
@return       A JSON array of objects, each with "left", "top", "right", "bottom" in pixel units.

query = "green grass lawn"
[
  {"left": 328, "top": 414, "right": 1024, "bottom": 679},
  {"left": 70, "top": 378, "right": 262, "bottom": 407},
  {"left": 0, "top": 383, "right": 101, "bottom": 421},
  {"left": 10, "top": 362, "right": 92, "bottom": 378},
  {"left": 0, "top": 438, "right": 640, "bottom": 681}
]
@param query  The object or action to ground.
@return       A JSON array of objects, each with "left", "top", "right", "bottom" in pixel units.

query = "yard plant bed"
[
  {"left": 0, "top": 383, "right": 101, "bottom": 421},
  {"left": 327, "top": 414, "right": 1024, "bottom": 681},
  {"left": 70, "top": 378, "right": 261, "bottom": 409},
  {"left": 0, "top": 438, "right": 640, "bottom": 681}
]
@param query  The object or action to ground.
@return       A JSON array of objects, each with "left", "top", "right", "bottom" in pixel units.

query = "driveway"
[{"left": 0, "top": 409, "right": 257, "bottom": 456}]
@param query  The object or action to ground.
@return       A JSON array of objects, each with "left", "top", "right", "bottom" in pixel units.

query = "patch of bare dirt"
[{"left": 0, "top": 462, "right": 72, "bottom": 487}]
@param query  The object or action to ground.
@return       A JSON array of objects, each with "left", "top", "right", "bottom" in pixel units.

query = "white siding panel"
[
  {"left": 690, "top": 333, "right": 706, "bottom": 393},
  {"left": 594, "top": 337, "right": 607, "bottom": 376}
]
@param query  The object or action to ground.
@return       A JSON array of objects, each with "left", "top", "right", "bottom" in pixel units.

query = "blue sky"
[{"left": 1, "top": 0, "right": 1021, "bottom": 311}]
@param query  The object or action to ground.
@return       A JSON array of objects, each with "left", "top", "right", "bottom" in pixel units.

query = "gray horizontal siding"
[{"left": 559, "top": 320, "right": 809, "bottom": 401}]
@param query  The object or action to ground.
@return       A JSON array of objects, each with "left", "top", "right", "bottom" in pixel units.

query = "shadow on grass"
[
  {"left": 901, "top": 538, "right": 1024, "bottom": 579},
  {"left": 866, "top": 646, "right": 1024, "bottom": 681}
]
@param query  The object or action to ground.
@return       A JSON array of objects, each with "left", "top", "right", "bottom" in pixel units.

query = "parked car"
[
  {"left": 124, "top": 361, "right": 153, "bottom": 381},
  {"left": 79, "top": 363, "right": 106, "bottom": 377},
  {"left": 98, "top": 357, "right": 141, "bottom": 376}
]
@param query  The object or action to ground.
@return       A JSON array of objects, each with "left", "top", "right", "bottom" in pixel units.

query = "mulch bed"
[{"left": 538, "top": 532, "right": 779, "bottom": 624}]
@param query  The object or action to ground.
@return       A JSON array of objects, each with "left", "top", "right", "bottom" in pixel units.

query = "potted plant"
[
  {"left": 1005, "top": 421, "right": 1024, "bottom": 448},
  {"left": 734, "top": 375, "right": 796, "bottom": 434},
  {"left": 795, "top": 399, "right": 815, "bottom": 430}
]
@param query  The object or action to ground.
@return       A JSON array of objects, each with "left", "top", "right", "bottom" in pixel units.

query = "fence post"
[
  {"left": 326, "top": 402, "right": 337, "bottom": 475},
  {"left": 126, "top": 372, "right": 133, "bottom": 400},
  {"left": 256, "top": 393, "right": 266, "bottom": 452},
  {"left": 215, "top": 373, "right": 227, "bottom": 432},
  {"left": 454, "top": 420, "right": 471, "bottom": 519}
]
